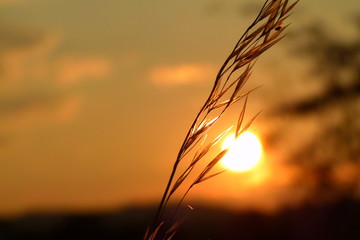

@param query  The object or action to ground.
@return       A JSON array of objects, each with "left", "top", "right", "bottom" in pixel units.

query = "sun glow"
[{"left": 221, "top": 132, "right": 262, "bottom": 171}]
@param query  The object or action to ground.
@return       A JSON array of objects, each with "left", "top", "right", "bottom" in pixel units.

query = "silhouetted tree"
[{"left": 275, "top": 19, "right": 360, "bottom": 202}]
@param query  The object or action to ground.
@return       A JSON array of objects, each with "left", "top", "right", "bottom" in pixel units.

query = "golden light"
[{"left": 221, "top": 131, "right": 262, "bottom": 171}]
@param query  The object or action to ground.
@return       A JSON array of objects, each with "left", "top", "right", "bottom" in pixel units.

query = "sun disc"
[{"left": 221, "top": 132, "right": 262, "bottom": 171}]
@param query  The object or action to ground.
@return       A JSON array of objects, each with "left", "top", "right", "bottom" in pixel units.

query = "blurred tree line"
[{"left": 275, "top": 17, "right": 360, "bottom": 203}]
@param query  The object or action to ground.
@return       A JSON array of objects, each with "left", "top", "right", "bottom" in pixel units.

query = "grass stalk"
[{"left": 144, "top": 1, "right": 299, "bottom": 239}]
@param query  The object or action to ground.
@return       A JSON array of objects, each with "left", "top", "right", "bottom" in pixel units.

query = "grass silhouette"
[{"left": 144, "top": 1, "right": 299, "bottom": 239}]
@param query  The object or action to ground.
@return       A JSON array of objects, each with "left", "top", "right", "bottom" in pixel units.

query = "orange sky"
[{"left": 0, "top": 0, "right": 359, "bottom": 218}]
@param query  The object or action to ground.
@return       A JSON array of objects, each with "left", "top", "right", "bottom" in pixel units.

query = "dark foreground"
[{"left": 1, "top": 198, "right": 360, "bottom": 240}]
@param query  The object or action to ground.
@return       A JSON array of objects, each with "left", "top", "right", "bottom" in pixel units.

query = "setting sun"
[{"left": 221, "top": 132, "right": 262, "bottom": 171}]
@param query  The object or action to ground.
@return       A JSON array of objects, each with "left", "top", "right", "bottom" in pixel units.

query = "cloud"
[
  {"left": 0, "top": 25, "right": 112, "bottom": 133},
  {"left": 0, "top": 29, "right": 112, "bottom": 87},
  {"left": 0, "top": 32, "right": 61, "bottom": 85},
  {"left": 51, "top": 95, "right": 82, "bottom": 123},
  {"left": 55, "top": 56, "right": 112, "bottom": 86},
  {"left": 148, "top": 63, "right": 216, "bottom": 87},
  {"left": 0, "top": 95, "right": 82, "bottom": 131}
]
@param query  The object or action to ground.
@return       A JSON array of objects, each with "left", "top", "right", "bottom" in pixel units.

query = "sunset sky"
[{"left": 0, "top": 0, "right": 359, "bottom": 218}]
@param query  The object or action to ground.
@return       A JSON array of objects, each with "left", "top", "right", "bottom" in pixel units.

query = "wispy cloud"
[
  {"left": 0, "top": 25, "right": 112, "bottom": 133},
  {"left": 0, "top": 30, "right": 112, "bottom": 87},
  {"left": 0, "top": 95, "right": 82, "bottom": 131},
  {"left": 148, "top": 63, "right": 216, "bottom": 87},
  {"left": 0, "top": 31, "right": 61, "bottom": 85},
  {"left": 55, "top": 56, "right": 112, "bottom": 86}
]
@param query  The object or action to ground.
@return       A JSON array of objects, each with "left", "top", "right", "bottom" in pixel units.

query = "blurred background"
[{"left": 0, "top": 0, "right": 360, "bottom": 239}]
